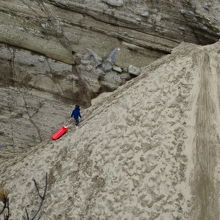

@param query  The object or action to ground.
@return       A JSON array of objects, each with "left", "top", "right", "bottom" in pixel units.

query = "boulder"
[
  {"left": 113, "top": 65, "right": 122, "bottom": 73},
  {"left": 102, "top": 60, "right": 113, "bottom": 72},
  {"left": 100, "top": 71, "right": 123, "bottom": 89},
  {"left": 140, "top": 11, "right": 150, "bottom": 17},
  {"left": 102, "top": 48, "right": 121, "bottom": 72},
  {"left": 84, "top": 49, "right": 102, "bottom": 67},
  {"left": 102, "top": 0, "right": 124, "bottom": 7},
  {"left": 128, "top": 65, "right": 141, "bottom": 76}
]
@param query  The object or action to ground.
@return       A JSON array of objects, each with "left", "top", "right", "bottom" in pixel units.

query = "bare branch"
[
  {"left": 1, "top": 199, "right": 9, "bottom": 220},
  {"left": 6, "top": 199, "right": 9, "bottom": 220},
  {"left": 33, "top": 179, "right": 42, "bottom": 200},
  {"left": 36, "top": 214, "right": 42, "bottom": 220},
  {"left": 0, "top": 201, "right": 6, "bottom": 215},
  {"left": 25, "top": 173, "right": 48, "bottom": 220},
  {"left": 25, "top": 208, "right": 30, "bottom": 220}
]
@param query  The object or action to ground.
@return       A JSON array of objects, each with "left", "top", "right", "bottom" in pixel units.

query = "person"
[{"left": 71, "top": 105, "right": 82, "bottom": 126}]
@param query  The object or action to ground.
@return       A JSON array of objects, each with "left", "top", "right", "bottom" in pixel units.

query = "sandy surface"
[{"left": 1, "top": 41, "right": 220, "bottom": 219}]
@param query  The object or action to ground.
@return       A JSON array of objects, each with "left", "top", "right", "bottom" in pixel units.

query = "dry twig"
[{"left": 25, "top": 173, "right": 48, "bottom": 220}]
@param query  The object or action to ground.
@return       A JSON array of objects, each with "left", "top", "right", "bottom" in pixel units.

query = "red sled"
[{"left": 51, "top": 126, "right": 68, "bottom": 140}]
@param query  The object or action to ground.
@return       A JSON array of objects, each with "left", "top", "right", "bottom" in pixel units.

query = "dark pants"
[{"left": 74, "top": 117, "right": 79, "bottom": 126}]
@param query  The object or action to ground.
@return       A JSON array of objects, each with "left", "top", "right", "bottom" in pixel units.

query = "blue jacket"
[{"left": 71, "top": 106, "right": 81, "bottom": 119}]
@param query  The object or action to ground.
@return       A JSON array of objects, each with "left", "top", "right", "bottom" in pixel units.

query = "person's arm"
[
  {"left": 71, "top": 110, "right": 74, "bottom": 118},
  {"left": 79, "top": 111, "right": 82, "bottom": 118}
]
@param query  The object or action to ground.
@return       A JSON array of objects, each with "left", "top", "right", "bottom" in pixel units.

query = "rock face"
[
  {"left": 0, "top": 0, "right": 219, "bottom": 67},
  {"left": 1, "top": 0, "right": 219, "bottom": 104},
  {"left": 0, "top": 0, "right": 220, "bottom": 149},
  {"left": 1, "top": 41, "right": 220, "bottom": 219},
  {"left": 0, "top": 43, "right": 139, "bottom": 106},
  {"left": 128, "top": 65, "right": 141, "bottom": 76},
  {"left": 0, "top": 42, "right": 138, "bottom": 148},
  {"left": 0, "top": 86, "right": 73, "bottom": 150}
]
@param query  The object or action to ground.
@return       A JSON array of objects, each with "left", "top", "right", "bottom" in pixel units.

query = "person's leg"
[{"left": 75, "top": 117, "right": 79, "bottom": 126}]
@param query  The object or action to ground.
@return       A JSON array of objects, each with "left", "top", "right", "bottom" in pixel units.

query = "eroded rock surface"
[
  {"left": 1, "top": 41, "right": 220, "bottom": 220},
  {"left": 0, "top": 86, "right": 73, "bottom": 150},
  {"left": 0, "top": 0, "right": 219, "bottom": 67}
]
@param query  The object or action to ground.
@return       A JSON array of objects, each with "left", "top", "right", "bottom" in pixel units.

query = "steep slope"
[
  {"left": 1, "top": 41, "right": 220, "bottom": 219},
  {"left": 1, "top": 0, "right": 220, "bottom": 150}
]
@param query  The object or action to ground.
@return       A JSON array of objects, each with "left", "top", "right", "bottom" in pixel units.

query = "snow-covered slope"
[{"left": 1, "top": 41, "right": 220, "bottom": 220}]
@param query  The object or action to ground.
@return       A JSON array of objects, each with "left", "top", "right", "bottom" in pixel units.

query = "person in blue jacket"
[{"left": 71, "top": 105, "right": 82, "bottom": 126}]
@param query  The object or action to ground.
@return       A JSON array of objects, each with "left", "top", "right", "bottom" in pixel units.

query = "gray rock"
[
  {"left": 106, "top": 48, "right": 121, "bottom": 65},
  {"left": 152, "top": 8, "right": 159, "bottom": 13},
  {"left": 113, "top": 65, "right": 122, "bottom": 73},
  {"left": 192, "top": 17, "right": 198, "bottom": 22},
  {"left": 86, "top": 65, "right": 93, "bottom": 71},
  {"left": 140, "top": 11, "right": 150, "bottom": 17},
  {"left": 79, "top": 64, "right": 87, "bottom": 71},
  {"left": 102, "top": 0, "right": 124, "bottom": 7},
  {"left": 203, "top": 2, "right": 212, "bottom": 10},
  {"left": 203, "top": 5, "right": 209, "bottom": 11},
  {"left": 96, "top": 68, "right": 105, "bottom": 76},
  {"left": 180, "top": 9, "right": 185, "bottom": 15},
  {"left": 120, "top": 73, "right": 131, "bottom": 80},
  {"left": 100, "top": 71, "right": 122, "bottom": 89},
  {"left": 66, "top": 74, "right": 79, "bottom": 80},
  {"left": 102, "top": 48, "right": 121, "bottom": 72},
  {"left": 200, "top": 24, "right": 208, "bottom": 30},
  {"left": 38, "top": 56, "right": 45, "bottom": 62},
  {"left": 84, "top": 49, "right": 102, "bottom": 67},
  {"left": 0, "top": 144, "right": 7, "bottom": 148},
  {"left": 128, "top": 65, "right": 141, "bottom": 76},
  {"left": 123, "top": 67, "right": 128, "bottom": 72},
  {"left": 180, "top": 9, "right": 194, "bottom": 16},
  {"left": 102, "top": 60, "right": 113, "bottom": 72},
  {"left": 178, "top": 27, "right": 185, "bottom": 31},
  {"left": 81, "top": 59, "right": 90, "bottom": 65}
]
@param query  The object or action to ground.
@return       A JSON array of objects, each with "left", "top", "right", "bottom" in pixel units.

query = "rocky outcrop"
[
  {"left": 1, "top": 0, "right": 219, "bottom": 107},
  {"left": 0, "top": 43, "right": 137, "bottom": 105},
  {"left": 1, "top": 41, "right": 220, "bottom": 219},
  {"left": 0, "top": 0, "right": 170, "bottom": 67},
  {"left": 0, "top": 0, "right": 219, "bottom": 68}
]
